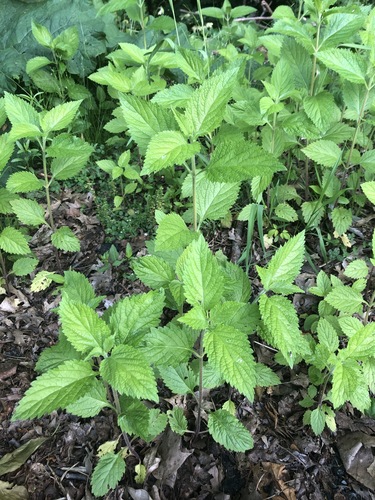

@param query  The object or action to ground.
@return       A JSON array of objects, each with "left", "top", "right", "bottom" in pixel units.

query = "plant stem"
[
  {"left": 0, "top": 251, "right": 9, "bottom": 293},
  {"left": 168, "top": 0, "right": 180, "bottom": 46},
  {"left": 40, "top": 137, "right": 55, "bottom": 231},
  {"left": 191, "top": 154, "right": 197, "bottom": 232},
  {"left": 112, "top": 388, "right": 141, "bottom": 461},
  {"left": 195, "top": 330, "right": 205, "bottom": 435},
  {"left": 196, "top": 0, "right": 209, "bottom": 71}
]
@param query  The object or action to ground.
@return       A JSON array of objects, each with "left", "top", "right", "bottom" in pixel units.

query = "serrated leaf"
[
  {"left": 325, "top": 286, "right": 363, "bottom": 314},
  {"left": 280, "top": 37, "right": 312, "bottom": 90},
  {"left": 151, "top": 84, "right": 194, "bottom": 108},
  {"left": 4, "top": 92, "right": 40, "bottom": 126},
  {"left": 158, "top": 363, "right": 197, "bottom": 395},
  {"left": 210, "top": 302, "right": 260, "bottom": 334},
  {"left": 257, "top": 231, "right": 305, "bottom": 293},
  {"left": 142, "top": 131, "right": 200, "bottom": 175},
  {"left": 331, "top": 360, "right": 360, "bottom": 408},
  {"left": 259, "top": 295, "right": 310, "bottom": 367},
  {"left": 31, "top": 21, "right": 53, "bottom": 48},
  {"left": 167, "top": 407, "right": 187, "bottom": 435},
  {"left": 0, "top": 134, "right": 15, "bottom": 172},
  {"left": 62, "top": 270, "right": 103, "bottom": 308},
  {"left": 132, "top": 255, "right": 175, "bottom": 288},
  {"left": 6, "top": 172, "right": 43, "bottom": 193},
  {"left": 41, "top": 100, "right": 82, "bottom": 133},
  {"left": 317, "top": 48, "right": 367, "bottom": 84},
  {"left": 59, "top": 301, "right": 113, "bottom": 357},
  {"left": 10, "top": 199, "right": 45, "bottom": 226},
  {"left": 338, "top": 316, "right": 363, "bottom": 338},
  {"left": 0, "top": 227, "right": 30, "bottom": 255},
  {"left": 179, "top": 235, "right": 224, "bottom": 310},
  {"left": 35, "top": 333, "right": 81, "bottom": 373},
  {"left": 26, "top": 56, "right": 52, "bottom": 75},
  {"left": 255, "top": 363, "right": 281, "bottom": 387},
  {"left": 317, "top": 318, "right": 339, "bottom": 353},
  {"left": 204, "top": 326, "right": 256, "bottom": 401},
  {"left": 30, "top": 270, "right": 62, "bottom": 292},
  {"left": 344, "top": 259, "right": 368, "bottom": 279},
  {"left": 51, "top": 155, "right": 91, "bottom": 181},
  {"left": 345, "top": 324, "right": 375, "bottom": 359},
  {"left": 274, "top": 202, "right": 298, "bottom": 222},
  {"left": 304, "top": 92, "right": 340, "bottom": 130},
  {"left": 310, "top": 407, "right": 325, "bottom": 435},
  {"left": 221, "top": 260, "right": 252, "bottom": 302},
  {"left": 100, "top": 345, "right": 158, "bottom": 401},
  {"left": 143, "top": 324, "right": 198, "bottom": 367},
  {"left": 12, "top": 360, "right": 95, "bottom": 420},
  {"left": 332, "top": 207, "right": 352, "bottom": 236},
  {"left": 196, "top": 176, "right": 240, "bottom": 224},
  {"left": 362, "top": 181, "right": 375, "bottom": 204},
  {"left": 319, "top": 13, "right": 364, "bottom": 51},
  {"left": 208, "top": 410, "right": 253, "bottom": 452},
  {"left": 51, "top": 226, "right": 80, "bottom": 252},
  {"left": 66, "top": 379, "right": 110, "bottom": 417},
  {"left": 302, "top": 140, "right": 342, "bottom": 168},
  {"left": 178, "top": 306, "right": 209, "bottom": 330},
  {"left": 155, "top": 213, "right": 196, "bottom": 251},
  {"left": 207, "top": 139, "right": 285, "bottom": 182},
  {"left": 118, "top": 397, "right": 150, "bottom": 439},
  {"left": 184, "top": 68, "right": 238, "bottom": 138},
  {"left": 9, "top": 123, "right": 43, "bottom": 141},
  {"left": 108, "top": 290, "right": 164, "bottom": 345},
  {"left": 91, "top": 452, "right": 125, "bottom": 498},
  {"left": 47, "top": 133, "right": 94, "bottom": 159},
  {"left": 301, "top": 200, "right": 325, "bottom": 227},
  {"left": 12, "top": 257, "right": 38, "bottom": 276}
]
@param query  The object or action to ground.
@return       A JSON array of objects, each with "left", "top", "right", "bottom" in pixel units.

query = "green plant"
[{"left": 0, "top": 92, "right": 93, "bottom": 280}]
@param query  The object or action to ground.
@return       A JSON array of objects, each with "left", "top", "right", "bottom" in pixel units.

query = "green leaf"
[
  {"left": 317, "top": 48, "right": 367, "bottom": 84},
  {"left": 362, "top": 181, "right": 375, "bottom": 204},
  {"left": 274, "top": 202, "right": 298, "bottom": 222},
  {"left": 31, "top": 21, "right": 53, "bottom": 48},
  {"left": 325, "top": 286, "right": 363, "bottom": 314},
  {"left": 302, "top": 140, "right": 342, "bottom": 168},
  {"left": 280, "top": 38, "right": 312, "bottom": 90},
  {"left": 91, "top": 452, "right": 125, "bottom": 498},
  {"left": 62, "top": 270, "right": 103, "bottom": 308},
  {"left": 301, "top": 201, "right": 325, "bottom": 228},
  {"left": 179, "top": 235, "right": 224, "bottom": 310},
  {"left": 178, "top": 306, "right": 209, "bottom": 330},
  {"left": 51, "top": 155, "right": 91, "bottom": 181},
  {"left": 143, "top": 409, "right": 168, "bottom": 442},
  {"left": 167, "top": 407, "right": 188, "bottom": 435},
  {"left": 210, "top": 302, "right": 260, "bottom": 334},
  {"left": 255, "top": 363, "right": 281, "bottom": 387},
  {"left": 118, "top": 397, "right": 150, "bottom": 439},
  {"left": 108, "top": 290, "right": 164, "bottom": 345},
  {"left": 12, "top": 257, "right": 38, "bottom": 277},
  {"left": 319, "top": 13, "right": 364, "bottom": 51},
  {"left": 100, "top": 345, "right": 158, "bottom": 401},
  {"left": 51, "top": 226, "right": 80, "bottom": 252},
  {"left": 331, "top": 359, "right": 360, "bottom": 408},
  {"left": 204, "top": 326, "right": 256, "bottom": 401},
  {"left": 196, "top": 176, "right": 240, "bottom": 224},
  {"left": 345, "top": 324, "right": 375, "bottom": 359},
  {"left": 59, "top": 301, "right": 113, "bottom": 357},
  {"left": 155, "top": 213, "right": 196, "bottom": 251},
  {"left": 119, "top": 94, "right": 176, "bottom": 154},
  {"left": 317, "top": 318, "right": 339, "bottom": 353},
  {"left": 4, "top": 92, "right": 40, "bottom": 126},
  {"left": 200, "top": 7, "right": 224, "bottom": 19},
  {"left": 10, "top": 199, "right": 45, "bottom": 227},
  {"left": 142, "top": 131, "right": 200, "bottom": 175},
  {"left": 332, "top": 207, "right": 352, "bottom": 236},
  {"left": 47, "top": 134, "right": 94, "bottom": 160},
  {"left": 132, "top": 255, "right": 175, "bottom": 288},
  {"left": 184, "top": 68, "right": 238, "bottom": 138},
  {"left": 338, "top": 316, "right": 363, "bottom": 338},
  {"left": 207, "top": 139, "right": 285, "bottom": 182},
  {"left": 257, "top": 231, "right": 305, "bottom": 294},
  {"left": 344, "top": 259, "right": 369, "bottom": 279},
  {"left": 208, "top": 410, "right": 253, "bottom": 452},
  {"left": 40, "top": 100, "right": 82, "bottom": 133},
  {"left": 151, "top": 84, "right": 194, "bottom": 108},
  {"left": 310, "top": 407, "right": 325, "bottom": 435},
  {"left": 12, "top": 360, "right": 95, "bottom": 420},
  {"left": 66, "top": 379, "right": 110, "bottom": 417},
  {"left": 6, "top": 172, "right": 43, "bottom": 193},
  {"left": 0, "top": 438, "right": 47, "bottom": 476},
  {"left": 304, "top": 92, "right": 340, "bottom": 131},
  {"left": 143, "top": 324, "right": 198, "bottom": 367},
  {"left": 52, "top": 25, "right": 79, "bottom": 59},
  {"left": 269, "top": 18, "right": 314, "bottom": 53},
  {"left": 158, "top": 363, "right": 197, "bottom": 395},
  {"left": 35, "top": 333, "right": 81, "bottom": 373},
  {"left": 89, "top": 64, "right": 131, "bottom": 92},
  {"left": 175, "top": 47, "right": 207, "bottom": 82},
  {"left": 26, "top": 56, "right": 52, "bottom": 75},
  {"left": 259, "top": 295, "right": 310, "bottom": 367},
  {"left": 8, "top": 123, "right": 43, "bottom": 141},
  {"left": 221, "top": 260, "right": 252, "bottom": 302},
  {"left": 0, "top": 227, "right": 30, "bottom": 255},
  {"left": 0, "top": 134, "right": 15, "bottom": 172}
]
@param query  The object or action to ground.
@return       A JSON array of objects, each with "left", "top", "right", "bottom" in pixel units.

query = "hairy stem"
[
  {"left": 112, "top": 388, "right": 140, "bottom": 461},
  {"left": 195, "top": 330, "right": 205, "bottom": 435}
]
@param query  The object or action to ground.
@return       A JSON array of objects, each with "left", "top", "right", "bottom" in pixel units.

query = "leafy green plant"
[{"left": 0, "top": 92, "right": 93, "bottom": 279}]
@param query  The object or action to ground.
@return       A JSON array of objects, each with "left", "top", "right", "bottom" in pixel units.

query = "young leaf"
[
  {"left": 142, "top": 325, "right": 198, "bottom": 367},
  {"left": 179, "top": 235, "right": 224, "bottom": 310},
  {"left": 345, "top": 324, "right": 375, "bottom": 359},
  {"left": 155, "top": 213, "right": 197, "bottom": 251},
  {"left": 274, "top": 203, "right": 298, "bottom": 222},
  {"left": 204, "top": 326, "right": 256, "bottom": 401},
  {"left": 35, "top": 333, "right": 81, "bottom": 373},
  {"left": 66, "top": 379, "right": 111, "bottom": 418},
  {"left": 10, "top": 199, "right": 45, "bottom": 227},
  {"left": 0, "top": 227, "right": 30, "bottom": 255},
  {"left": 4, "top": 92, "right": 40, "bottom": 126},
  {"left": 12, "top": 360, "right": 96, "bottom": 420},
  {"left": 6, "top": 172, "right": 43, "bottom": 193},
  {"left": 31, "top": 21, "right": 53, "bottom": 48},
  {"left": 12, "top": 257, "right": 38, "bottom": 277},
  {"left": 62, "top": 270, "right": 103, "bottom": 308},
  {"left": 302, "top": 140, "right": 342, "bottom": 168},
  {"left": 317, "top": 318, "right": 339, "bottom": 353},
  {"left": 40, "top": 100, "right": 82, "bottom": 133},
  {"left": 303, "top": 92, "right": 340, "bottom": 131},
  {"left": 100, "top": 345, "right": 158, "bottom": 401},
  {"left": 208, "top": 410, "right": 253, "bottom": 452},
  {"left": 362, "top": 181, "right": 375, "bottom": 204},
  {"left": 331, "top": 207, "right": 352, "bottom": 236},
  {"left": 178, "top": 306, "right": 209, "bottom": 330},
  {"left": 158, "top": 363, "right": 197, "bottom": 395},
  {"left": 142, "top": 131, "right": 200, "bottom": 175},
  {"left": 183, "top": 68, "right": 238, "bottom": 138},
  {"left": 310, "top": 407, "right": 325, "bottom": 435},
  {"left": 0, "top": 134, "right": 14, "bottom": 172},
  {"left": 317, "top": 49, "right": 367, "bottom": 84},
  {"left": 151, "top": 84, "right": 194, "bottom": 108},
  {"left": 325, "top": 286, "right": 363, "bottom": 314},
  {"left": 167, "top": 407, "right": 188, "bottom": 435},
  {"left": 344, "top": 259, "right": 368, "bottom": 279},
  {"left": 59, "top": 301, "right": 113, "bottom": 357},
  {"left": 91, "top": 452, "right": 125, "bottom": 498},
  {"left": 319, "top": 13, "right": 364, "bottom": 51},
  {"left": 196, "top": 176, "right": 240, "bottom": 224},
  {"left": 132, "top": 255, "right": 175, "bottom": 288},
  {"left": 118, "top": 397, "right": 150, "bottom": 439},
  {"left": 210, "top": 302, "right": 260, "bottom": 334},
  {"left": 257, "top": 231, "right": 305, "bottom": 293},
  {"left": 331, "top": 359, "right": 360, "bottom": 408},
  {"left": 51, "top": 226, "right": 80, "bottom": 252}
]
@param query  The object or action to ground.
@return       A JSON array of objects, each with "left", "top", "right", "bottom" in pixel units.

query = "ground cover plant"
[{"left": 1, "top": 0, "right": 375, "bottom": 498}]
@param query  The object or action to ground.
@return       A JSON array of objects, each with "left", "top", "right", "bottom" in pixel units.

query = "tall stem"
[
  {"left": 40, "top": 137, "right": 55, "bottom": 231},
  {"left": 112, "top": 388, "right": 140, "bottom": 461},
  {"left": 0, "top": 251, "right": 9, "bottom": 293},
  {"left": 195, "top": 330, "right": 204, "bottom": 435},
  {"left": 191, "top": 154, "right": 197, "bottom": 232},
  {"left": 168, "top": 0, "right": 180, "bottom": 46}
]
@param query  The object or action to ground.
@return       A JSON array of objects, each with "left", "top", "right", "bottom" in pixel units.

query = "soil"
[{"left": 1, "top": 190, "right": 375, "bottom": 500}]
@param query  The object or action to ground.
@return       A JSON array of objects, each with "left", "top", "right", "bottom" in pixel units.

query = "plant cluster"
[{"left": 1, "top": 0, "right": 375, "bottom": 496}]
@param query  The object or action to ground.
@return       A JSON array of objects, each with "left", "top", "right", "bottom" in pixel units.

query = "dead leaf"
[
  {"left": 337, "top": 431, "right": 375, "bottom": 491},
  {"left": 127, "top": 487, "right": 151, "bottom": 500},
  {"left": 0, "top": 437, "right": 47, "bottom": 476},
  {"left": 0, "top": 297, "right": 20, "bottom": 313},
  {"left": 262, "top": 462, "right": 296, "bottom": 500},
  {"left": 0, "top": 480, "right": 28, "bottom": 500}
]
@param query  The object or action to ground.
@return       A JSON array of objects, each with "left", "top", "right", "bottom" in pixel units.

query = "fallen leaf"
[
  {"left": 337, "top": 431, "right": 375, "bottom": 491},
  {"left": 262, "top": 462, "right": 296, "bottom": 500},
  {"left": 0, "top": 438, "right": 47, "bottom": 476},
  {"left": 0, "top": 480, "right": 28, "bottom": 500}
]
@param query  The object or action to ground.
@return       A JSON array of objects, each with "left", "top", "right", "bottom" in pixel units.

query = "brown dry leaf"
[
  {"left": 0, "top": 297, "right": 21, "bottom": 313},
  {"left": 0, "top": 480, "right": 28, "bottom": 500},
  {"left": 262, "top": 462, "right": 296, "bottom": 500},
  {"left": 337, "top": 431, "right": 375, "bottom": 491}
]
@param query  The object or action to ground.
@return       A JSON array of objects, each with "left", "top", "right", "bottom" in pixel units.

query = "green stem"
[
  {"left": 191, "top": 154, "right": 197, "bottom": 232},
  {"left": 40, "top": 137, "right": 55, "bottom": 231},
  {"left": 112, "top": 388, "right": 140, "bottom": 461},
  {"left": 196, "top": 0, "right": 209, "bottom": 72},
  {"left": 195, "top": 330, "right": 205, "bottom": 435},
  {"left": 0, "top": 251, "right": 9, "bottom": 293},
  {"left": 364, "top": 269, "right": 375, "bottom": 325},
  {"left": 168, "top": 0, "right": 180, "bottom": 46}
]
